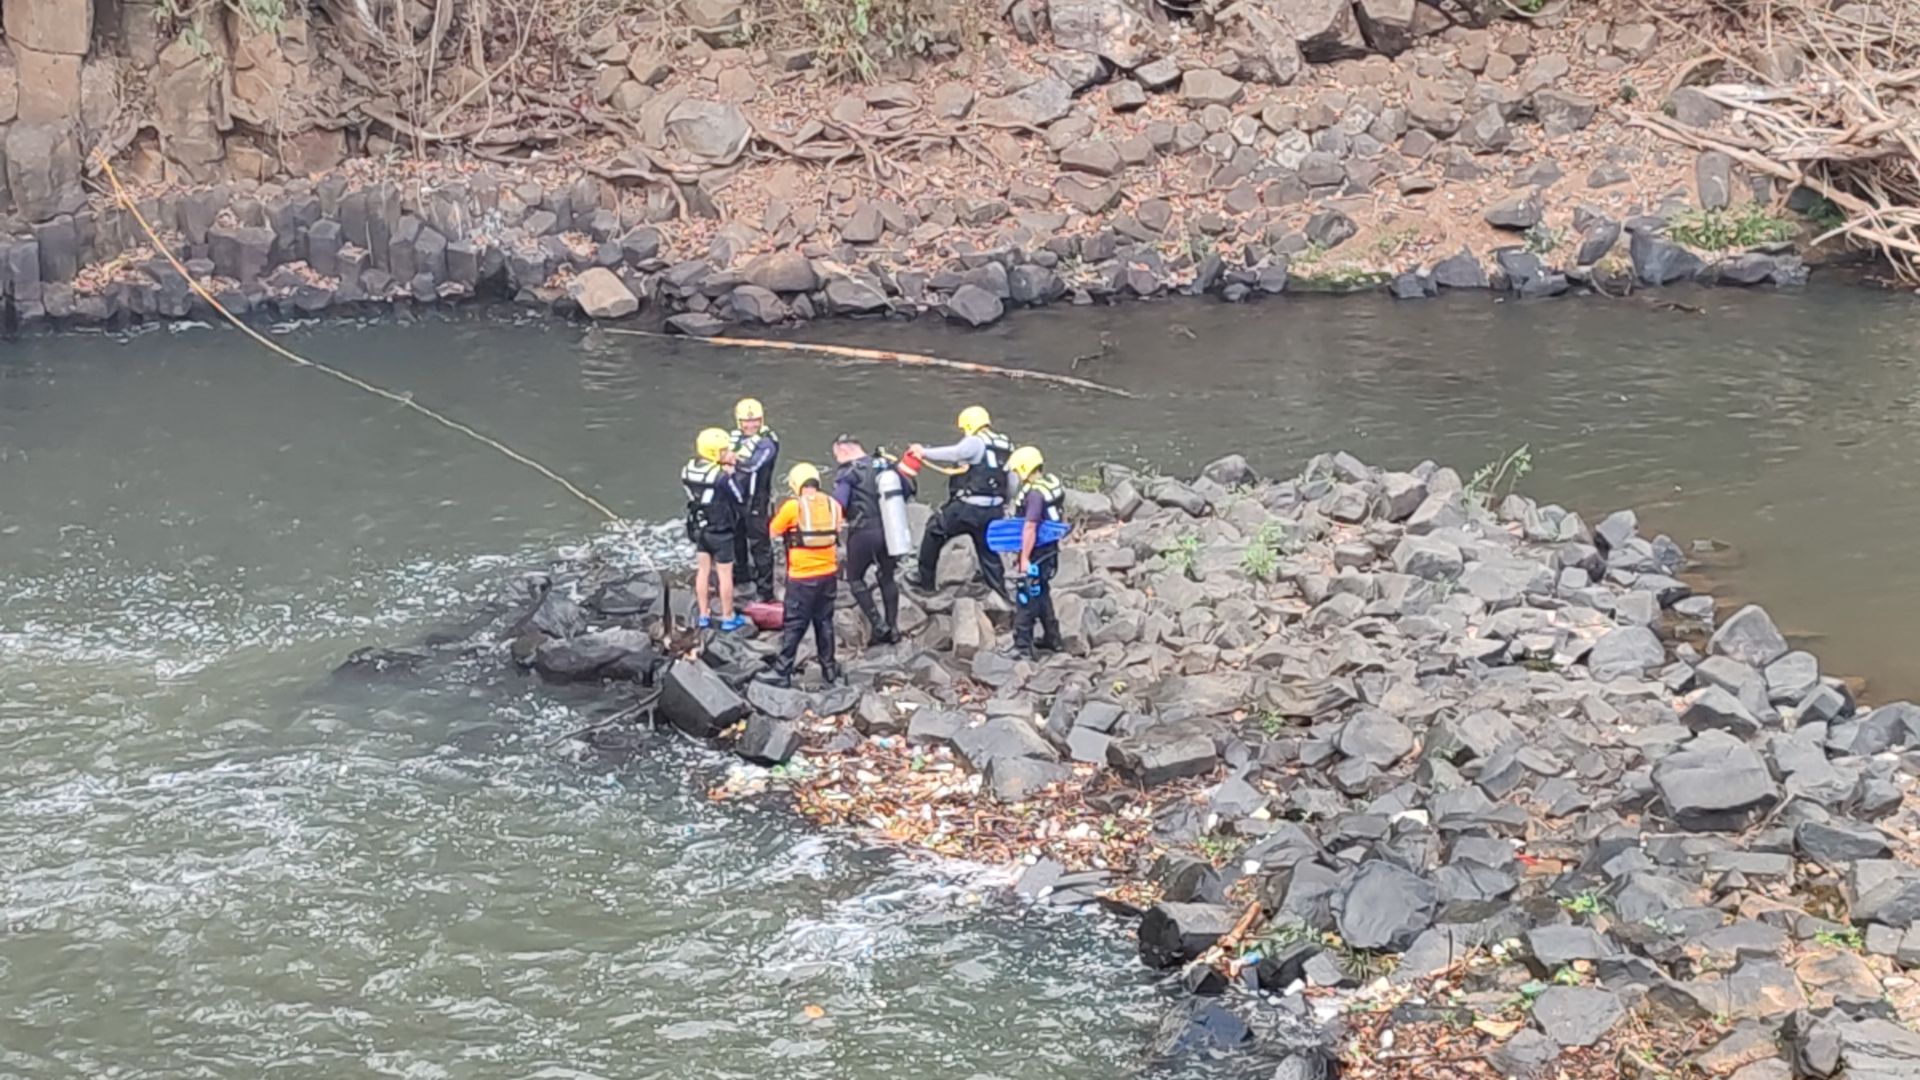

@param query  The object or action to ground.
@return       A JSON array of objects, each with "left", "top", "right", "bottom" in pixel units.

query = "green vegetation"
[
  {"left": 1523, "top": 223, "right": 1564, "bottom": 257},
  {"left": 1552, "top": 965, "right": 1585, "bottom": 986},
  {"left": 1815, "top": 927, "right": 1865, "bottom": 951},
  {"left": 1167, "top": 533, "right": 1200, "bottom": 578},
  {"left": 1254, "top": 706, "right": 1287, "bottom": 737},
  {"left": 777, "top": 0, "right": 966, "bottom": 82},
  {"left": 1068, "top": 471, "right": 1102, "bottom": 493},
  {"left": 1804, "top": 196, "right": 1848, "bottom": 235},
  {"left": 1461, "top": 445, "right": 1534, "bottom": 510},
  {"left": 1667, "top": 206, "right": 1796, "bottom": 251},
  {"left": 1241, "top": 521, "right": 1290, "bottom": 582},
  {"left": 1618, "top": 79, "right": 1640, "bottom": 103},
  {"left": 1371, "top": 226, "right": 1422, "bottom": 260},
  {"left": 1196, "top": 833, "right": 1245, "bottom": 864},
  {"left": 1560, "top": 889, "right": 1609, "bottom": 917}
]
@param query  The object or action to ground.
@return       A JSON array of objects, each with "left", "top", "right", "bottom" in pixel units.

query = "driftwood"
[
  {"left": 604, "top": 329, "right": 1140, "bottom": 399},
  {"left": 1630, "top": 0, "right": 1920, "bottom": 282}
]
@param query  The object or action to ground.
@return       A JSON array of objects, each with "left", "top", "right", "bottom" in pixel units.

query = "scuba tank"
[{"left": 875, "top": 461, "right": 913, "bottom": 558}]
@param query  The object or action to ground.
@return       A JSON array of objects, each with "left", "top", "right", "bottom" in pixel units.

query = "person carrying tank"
[
  {"left": 757, "top": 463, "right": 845, "bottom": 687},
  {"left": 1006, "top": 445, "right": 1067, "bottom": 659},
  {"left": 906, "top": 405, "right": 1010, "bottom": 599},
  {"left": 682, "top": 428, "right": 749, "bottom": 632},
  {"left": 729, "top": 397, "right": 780, "bottom": 604},
  {"left": 832, "top": 435, "right": 916, "bottom": 646}
]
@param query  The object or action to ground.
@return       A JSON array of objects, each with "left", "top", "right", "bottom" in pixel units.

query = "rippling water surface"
[{"left": 4, "top": 286, "right": 1920, "bottom": 1077}]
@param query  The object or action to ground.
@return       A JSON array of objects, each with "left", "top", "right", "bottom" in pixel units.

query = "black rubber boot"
[
  {"left": 820, "top": 661, "right": 842, "bottom": 685},
  {"left": 755, "top": 664, "right": 792, "bottom": 688}
]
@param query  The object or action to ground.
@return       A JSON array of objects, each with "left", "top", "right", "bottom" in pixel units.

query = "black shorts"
[{"left": 696, "top": 530, "right": 736, "bottom": 562}]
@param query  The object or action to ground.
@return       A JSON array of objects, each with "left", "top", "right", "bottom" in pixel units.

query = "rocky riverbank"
[
  {"left": 374, "top": 451, "right": 1920, "bottom": 1077},
  {"left": 0, "top": 0, "right": 1874, "bottom": 331}
]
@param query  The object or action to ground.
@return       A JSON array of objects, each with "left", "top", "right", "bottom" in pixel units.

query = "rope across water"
[{"left": 90, "top": 155, "right": 626, "bottom": 525}]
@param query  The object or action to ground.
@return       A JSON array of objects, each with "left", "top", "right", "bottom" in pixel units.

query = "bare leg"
[
  {"left": 694, "top": 553, "right": 713, "bottom": 619},
  {"left": 718, "top": 564, "right": 736, "bottom": 619}
]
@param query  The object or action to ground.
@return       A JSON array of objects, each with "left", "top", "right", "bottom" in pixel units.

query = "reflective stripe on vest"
[
  {"left": 682, "top": 460, "right": 721, "bottom": 527},
  {"left": 731, "top": 427, "right": 780, "bottom": 505},
  {"left": 1020, "top": 473, "right": 1065, "bottom": 525},
  {"left": 789, "top": 490, "right": 840, "bottom": 549}
]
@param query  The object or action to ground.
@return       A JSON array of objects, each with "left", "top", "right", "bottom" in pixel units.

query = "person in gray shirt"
[{"left": 906, "top": 405, "right": 1011, "bottom": 598}]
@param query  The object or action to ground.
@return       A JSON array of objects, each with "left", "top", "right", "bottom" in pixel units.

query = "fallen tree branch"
[{"left": 603, "top": 329, "right": 1141, "bottom": 398}]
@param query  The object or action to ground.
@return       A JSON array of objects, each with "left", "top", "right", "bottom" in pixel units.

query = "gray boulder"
[
  {"left": 1533, "top": 986, "right": 1624, "bottom": 1048},
  {"left": 1336, "top": 861, "right": 1438, "bottom": 951},
  {"left": 1653, "top": 739, "right": 1781, "bottom": 831},
  {"left": 943, "top": 284, "right": 1005, "bottom": 327},
  {"left": 1709, "top": 605, "right": 1790, "bottom": 668},
  {"left": 736, "top": 715, "right": 800, "bottom": 764},
  {"left": 1109, "top": 727, "right": 1220, "bottom": 787},
  {"left": 1587, "top": 625, "right": 1666, "bottom": 680},
  {"left": 660, "top": 659, "right": 748, "bottom": 738},
  {"left": 532, "top": 628, "right": 657, "bottom": 683},
  {"left": 1138, "top": 902, "right": 1238, "bottom": 968}
]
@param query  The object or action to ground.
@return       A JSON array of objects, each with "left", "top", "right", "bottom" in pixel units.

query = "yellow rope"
[{"left": 90, "top": 155, "right": 624, "bottom": 525}]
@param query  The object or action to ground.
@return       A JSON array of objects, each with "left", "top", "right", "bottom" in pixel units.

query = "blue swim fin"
[{"left": 985, "top": 518, "right": 1073, "bottom": 553}]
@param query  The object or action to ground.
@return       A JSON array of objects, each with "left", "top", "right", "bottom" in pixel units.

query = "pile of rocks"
[{"left": 463, "top": 448, "right": 1920, "bottom": 1075}]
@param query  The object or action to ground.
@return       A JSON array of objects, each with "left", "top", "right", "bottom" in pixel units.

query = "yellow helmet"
[
  {"left": 735, "top": 397, "right": 765, "bottom": 425},
  {"left": 696, "top": 427, "right": 731, "bottom": 463},
  {"left": 786, "top": 462, "right": 821, "bottom": 492},
  {"left": 1008, "top": 445, "right": 1044, "bottom": 479},
  {"left": 958, "top": 405, "right": 991, "bottom": 435}
]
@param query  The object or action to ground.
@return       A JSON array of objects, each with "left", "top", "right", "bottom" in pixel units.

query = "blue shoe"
[
  {"left": 696, "top": 615, "right": 713, "bottom": 630},
  {"left": 720, "top": 615, "right": 749, "bottom": 632}
]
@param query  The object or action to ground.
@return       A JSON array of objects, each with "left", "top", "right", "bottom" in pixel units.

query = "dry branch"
[{"left": 1632, "top": 0, "right": 1920, "bottom": 282}]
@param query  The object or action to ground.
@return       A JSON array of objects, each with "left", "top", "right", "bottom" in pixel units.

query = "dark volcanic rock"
[
  {"left": 1532, "top": 986, "right": 1624, "bottom": 1047},
  {"left": 1139, "top": 901, "right": 1239, "bottom": 968},
  {"left": 659, "top": 659, "right": 748, "bottom": 738},
  {"left": 532, "top": 628, "right": 658, "bottom": 682},
  {"left": 1109, "top": 726, "right": 1220, "bottom": 787},
  {"left": 737, "top": 714, "right": 800, "bottom": 764},
  {"left": 1336, "top": 861, "right": 1439, "bottom": 951},
  {"left": 1653, "top": 738, "right": 1781, "bottom": 831}
]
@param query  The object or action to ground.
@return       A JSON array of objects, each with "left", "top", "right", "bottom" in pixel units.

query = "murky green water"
[{"left": 4, "top": 284, "right": 1920, "bottom": 1077}]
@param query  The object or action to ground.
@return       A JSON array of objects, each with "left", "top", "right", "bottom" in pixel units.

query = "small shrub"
[
  {"left": 1167, "top": 533, "right": 1200, "bottom": 578},
  {"left": 1196, "top": 833, "right": 1245, "bottom": 864},
  {"left": 1523, "top": 223, "right": 1563, "bottom": 256},
  {"left": 1241, "top": 523, "right": 1283, "bottom": 582},
  {"left": 1815, "top": 927, "right": 1865, "bottom": 951},
  {"left": 1559, "top": 889, "right": 1608, "bottom": 917},
  {"left": 1461, "top": 445, "right": 1533, "bottom": 510},
  {"left": 1667, "top": 206, "right": 1795, "bottom": 251}
]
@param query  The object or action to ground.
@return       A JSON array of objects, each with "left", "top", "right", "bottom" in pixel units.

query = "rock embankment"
[
  {"left": 1, "top": 0, "right": 1845, "bottom": 329},
  {"left": 455, "top": 450, "right": 1920, "bottom": 1077}
]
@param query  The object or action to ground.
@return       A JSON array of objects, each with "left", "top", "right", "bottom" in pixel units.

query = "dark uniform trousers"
[
  {"left": 777, "top": 574, "right": 838, "bottom": 675},
  {"left": 733, "top": 511, "right": 775, "bottom": 601},
  {"left": 916, "top": 500, "right": 1007, "bottom": 596},
  {"left": 1012, "top": 546, "right": 1061, "bottom": 652}
]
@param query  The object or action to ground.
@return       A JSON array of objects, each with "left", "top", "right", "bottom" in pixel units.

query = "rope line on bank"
[
  {"left": 89, "top": 154, "right": 625, "bottom": 526},
  {"left": 602, "top": 328, "right": 1140, "bottom": 399}
]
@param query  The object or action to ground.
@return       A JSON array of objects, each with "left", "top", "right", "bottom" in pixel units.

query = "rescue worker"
[
  {"left": 832, "top": 435, "right": 913, "bottom": 646},
  {"left": 758, "top": 463, "right": 844, "bottom": 687},
  {"left": 729, "top": 398, "right": 780, "bottom": 604},
  {"left": 906, "top": 405, "right": 1011, "bottom": 598},
  {"left": 682, "top": 427, "right": 749, "bottom": 632},
  {"left": 1007, "top": 445, "right": 1066, "bottom": 659}
]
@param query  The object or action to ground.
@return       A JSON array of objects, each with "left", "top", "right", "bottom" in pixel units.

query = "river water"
[{"left": 4, "top": 285, "right": 1919, "bottom": 1077}]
